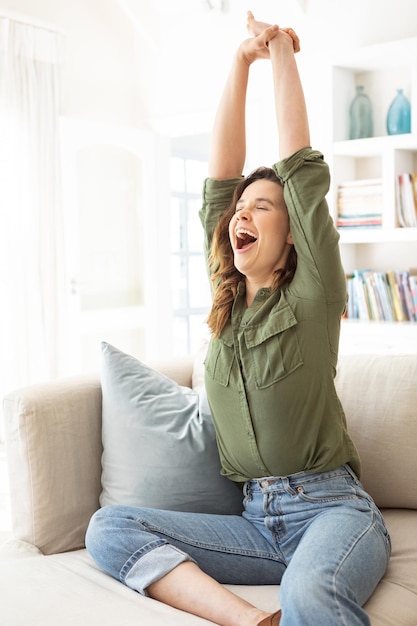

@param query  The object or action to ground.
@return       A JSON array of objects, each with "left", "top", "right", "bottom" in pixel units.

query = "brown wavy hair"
[{"left": 206, "top": 167, "right": 297, "bottom": 338}]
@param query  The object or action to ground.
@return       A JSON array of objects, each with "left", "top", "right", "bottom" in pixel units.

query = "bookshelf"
[
  {"left": 329, "top": 37, "right": 417, "bottom": 328},
  {"left": 339, "top": 320, "right": 417, "bottom": 354}
]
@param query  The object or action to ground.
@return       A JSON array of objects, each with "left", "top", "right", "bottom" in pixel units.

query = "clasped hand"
[{"left": 241, "top": 10, "right": 300, "bottom": 64}]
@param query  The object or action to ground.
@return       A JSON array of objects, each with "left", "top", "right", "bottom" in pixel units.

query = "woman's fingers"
[
  {"left": 282, "top": 27, "right": 301, "bottom": 53},
  {"left": 247, "top": 11, "right": 301, "bottom": 53}
]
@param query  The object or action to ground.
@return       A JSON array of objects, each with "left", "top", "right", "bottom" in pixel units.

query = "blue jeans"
[{"left": 86, "top": 465, "right": 390, "bottom": 626}]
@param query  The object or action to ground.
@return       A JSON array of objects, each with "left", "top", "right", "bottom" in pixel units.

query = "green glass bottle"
[{"left": 349, "top": 85, "right": 373, "bottom": 140}]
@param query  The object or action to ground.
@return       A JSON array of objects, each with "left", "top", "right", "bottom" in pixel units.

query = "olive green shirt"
[{"left": 199, "top": 147, "right": 361, "bottom": 483}]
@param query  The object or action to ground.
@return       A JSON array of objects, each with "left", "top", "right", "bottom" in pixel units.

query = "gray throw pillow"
[{"left": 100, "top": 342, "right": 243, "bottom": 514}]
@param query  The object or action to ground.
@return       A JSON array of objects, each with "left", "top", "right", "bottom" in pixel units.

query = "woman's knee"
[
  {"left": 85, "top": 504, "right": 160, "bottom": 581},
  {"left": 85, "top": 506, "right": 116, "bottom": 556},
  {"left": 85, "top": 505, "right": 145, "bottom": 558}
]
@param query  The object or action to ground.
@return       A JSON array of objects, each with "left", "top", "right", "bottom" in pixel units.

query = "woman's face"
[{"left": 228, "top": 179, "right": 293, "bottom": 286}]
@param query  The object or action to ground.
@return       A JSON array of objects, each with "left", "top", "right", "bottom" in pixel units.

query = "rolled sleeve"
[{"left": 275, "top": 148, "right": 346, "bottom": 305}]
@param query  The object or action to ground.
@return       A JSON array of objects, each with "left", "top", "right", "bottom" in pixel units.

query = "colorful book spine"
[
  {"left": 396, "top": 173, "right": 417, "bottom": 228},
  {"left": 337, "top": 178, "right": 383, "bottom": 229},
  {"left": 346, "top": 269, "right": 416, "bottom": 322}
]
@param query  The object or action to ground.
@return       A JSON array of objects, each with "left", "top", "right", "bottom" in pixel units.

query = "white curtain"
[{"left": 0, "top": 18, "right": 65, "bottom": 430}]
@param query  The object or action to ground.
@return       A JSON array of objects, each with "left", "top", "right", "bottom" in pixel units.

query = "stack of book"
[
  {"left": 345, "top": 269, "right": 417, "bottom": 322},
  {"left": 396, "top": 172, "right": 417, "bottom": 228},
  {"left": 337, "top": 178, "right": 383, "bottom": 229}
]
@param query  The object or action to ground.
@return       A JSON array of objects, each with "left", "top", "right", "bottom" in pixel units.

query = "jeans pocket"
[{"left": 294, "top": 476, "right": 359, "bottom": 504}]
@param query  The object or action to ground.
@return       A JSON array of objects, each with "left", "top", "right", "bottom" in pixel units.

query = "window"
[{"left": 170, "top": 140, "right": 211, "bottom": 354}]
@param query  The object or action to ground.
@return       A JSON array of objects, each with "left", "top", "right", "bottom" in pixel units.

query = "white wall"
[
  {"left": 2, "top": 0, "right": 417, "bottom": 148},
  {"left": 122, "top": 0, "right": 417, "bottom": 135},
  {"left": 111, "top": 0, "right": 417, "bottom": 172}
]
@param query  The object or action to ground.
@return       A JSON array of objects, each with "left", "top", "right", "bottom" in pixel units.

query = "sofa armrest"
[
  {"left": 2, "top": 355, "right": 195, "bottom": 555},
  {"left": 3, "top": 376, "right": 102, "bottom": 555}
]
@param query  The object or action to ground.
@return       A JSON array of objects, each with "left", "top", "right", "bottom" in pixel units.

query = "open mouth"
[{"left": 236, "top": 228, "right": 258, "bottom": 250}]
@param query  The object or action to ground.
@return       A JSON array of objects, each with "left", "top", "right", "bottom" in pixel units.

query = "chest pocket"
[
  {"left": 205, "top": 326, "right": 235, "bottom": 387},
  {"left": 244, "top": 302, "right": 303, "bottom": 389}
]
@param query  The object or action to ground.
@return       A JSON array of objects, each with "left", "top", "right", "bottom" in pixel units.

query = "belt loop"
[{"left": 344, "top": 463, "right": 359, "bottom": 483}]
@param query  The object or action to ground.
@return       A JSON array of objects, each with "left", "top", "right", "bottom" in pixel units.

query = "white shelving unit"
[
  {"left": 328, "top": 38, "right": 417, "bottom": 347},
  {"left": 339, "top": 319, "right": 417, "bottom": 354},
  {"left": 329, "top": 37, "right": 417, "bottom": 277}
]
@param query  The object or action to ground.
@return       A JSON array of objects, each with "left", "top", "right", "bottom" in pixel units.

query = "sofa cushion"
[
  {"left": 361, "top": 508, "right": 417, "bottom": 623},
  {"left": 1, "top": 508, "right": 417, "bottom": 625},
  {"left": 100, "top": 342, "right": 243, "bottom": 515},
  {"left": 335, "top": 353, "right": 417, "bottom": 509},
  {"left": 0, "top": 543, "right": 280, "bottom": 626}
]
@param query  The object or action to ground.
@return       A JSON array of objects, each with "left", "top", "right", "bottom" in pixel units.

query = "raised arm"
[
  {"left": 208, "top": 23, "right": 279, "bottom": 179},
  {"left": 248, "top": 11, "right": 309, "bottom": 159},
  {"left": 269, "top": 29, "right": 310, "bottom": 158}
]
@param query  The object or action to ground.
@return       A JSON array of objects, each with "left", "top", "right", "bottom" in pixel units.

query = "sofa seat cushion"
[
  {"left": 1, "top": 507, "right": 416, "bottom": 626},
  {"left": 0, "top": 540, "right": 279, "bottom": 626},
  {"left": 364, "top": 508, "right": 417, "bottom": 624}
]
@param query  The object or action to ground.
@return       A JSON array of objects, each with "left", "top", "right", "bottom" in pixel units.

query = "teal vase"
[
  {"left": 349, "top": 85, "right": 373, "bottom": 139},
  {"left": 386, "top": 89, "right": 411, "bottom": 135}
]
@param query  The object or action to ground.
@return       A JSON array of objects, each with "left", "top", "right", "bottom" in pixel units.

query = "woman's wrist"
[
  {"left": 268, "top": 28, "right": 299, "bottom": 56},
  {"left": 268, "top": 30, "right": 293, "bottom": 55},
  {"left": 236, "top": 41, "right": 255, "bottom": 67}
]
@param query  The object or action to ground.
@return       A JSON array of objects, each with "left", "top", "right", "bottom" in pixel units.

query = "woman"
[{"left": 86, "top": 13, "right": 390, "bottom": 626}]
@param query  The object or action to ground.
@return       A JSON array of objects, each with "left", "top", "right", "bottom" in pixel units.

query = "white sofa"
[{"left": 1, "top": 351, "right": 417, "bottom": 625}]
